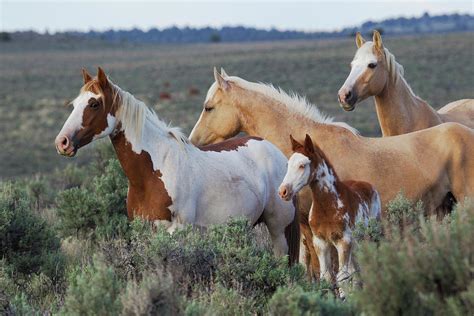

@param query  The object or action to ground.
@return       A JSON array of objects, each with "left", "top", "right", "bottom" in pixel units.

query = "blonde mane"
[
  {"left": 112, "top": 83, "right": 188, "bottom": 147},
  {"left": 382, "top": 47, "right": 416, "bottom": 96},
  {"left": 216, "top": 76, "right": 358, "bottom": 134}
]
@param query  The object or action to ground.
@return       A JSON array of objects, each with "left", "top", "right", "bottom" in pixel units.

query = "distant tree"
[
  {"left": 210, "top": 33, "right": 221, "bottom": 43},
  {"left": 0, "top": 32, "right": 12, "bottom": 42}
]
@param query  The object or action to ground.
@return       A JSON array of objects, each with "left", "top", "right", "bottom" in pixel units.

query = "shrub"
[
  {"left": 55, "top": 158, "right": 129, "bottom": 239},
  {"left": 0, "top": 182, "right": 64, "bottom": 280},
  {"left": 121, "top": 269, "right": 183, "bottom": 316},
  {"left": 185, "top": 285, "right": 257, "bottom": 316},
  {"left": 354, "top": 199, "right": 474, "bottom": 315},
  {"left": 61, "top": 256, "right": 123, "bottom": 316},
  {"left": 268, "top": 285, "right": 355, "bottom": 316}
]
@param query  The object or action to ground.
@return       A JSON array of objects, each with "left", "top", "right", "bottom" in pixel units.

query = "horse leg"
[
  {"left": 313, "top": 237, "right": 332, "bottom": 283},
  {"left": 335, "top": 238, "right": 353, "bottom": 299}
]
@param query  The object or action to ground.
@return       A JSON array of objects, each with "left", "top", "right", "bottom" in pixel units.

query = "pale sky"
[{"left": 1, "top": 0, "right": 472, "bottom": 33}]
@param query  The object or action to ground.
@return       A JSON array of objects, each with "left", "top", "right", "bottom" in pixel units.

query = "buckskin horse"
[{"left": 338, "top": 30, "right": 474, "bottom": 136}]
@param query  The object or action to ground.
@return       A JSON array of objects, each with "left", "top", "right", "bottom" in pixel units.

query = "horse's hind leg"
[
  {"left": 262, "top": 198, "right": 295, "bottom": 259},
  {"left": 335, "top": 238, "right": 354, "bottom": 299}
]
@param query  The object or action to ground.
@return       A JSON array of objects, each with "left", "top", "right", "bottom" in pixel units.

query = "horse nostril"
[
  {"left": 62, "top": 136, "right": 70, "bottom": 148},
  {"left": 346, "top": 91, "right": 352, "bottom": 100}
]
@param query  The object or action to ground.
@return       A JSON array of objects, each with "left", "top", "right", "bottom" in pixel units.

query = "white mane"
[
  {"left": 113, "top": 84, "right": 188, "bottom": 148},
  {"left": 212, "top": 76, "right": 358, "bottom": 134}
]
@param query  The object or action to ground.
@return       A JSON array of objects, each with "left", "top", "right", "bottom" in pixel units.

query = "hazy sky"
[{"left": 1, "top": 0, "right": 472, "bottom": 33}]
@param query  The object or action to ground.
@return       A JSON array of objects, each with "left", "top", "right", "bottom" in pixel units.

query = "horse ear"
[
  {"left": 356, "top": 32, "right": 366, "bottom": 48},
  {"left": 220, "top": 67, "right": 229, "bottom": 78},
  {"left": 289, "top": 134, "right": 302, "bottom": 151},
  {"left": 304, "top": 134, "right": 315, "bottom": 154},
  {"left": 373, "top": 30, "right": 383, "bottom": 51},
  {"left": 214, "top": 67, "right": 230, "bottom": 90},
  {"left": 97, "top": 67, "right": 109, "bottom": 88},
  {"left": 82, "top": 68, "right": 92, "bottom": 84}
]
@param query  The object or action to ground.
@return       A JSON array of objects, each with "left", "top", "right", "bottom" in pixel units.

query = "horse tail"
[{"left": 285, "top": 195, "right": 301, "bottom": 266}]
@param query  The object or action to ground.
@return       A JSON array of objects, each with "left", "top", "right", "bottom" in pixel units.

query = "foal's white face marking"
[
  {"left": 59, "top": 91, "right": 99, "bottom": 137},
  {"left": 280, "top": 153, "right": 311, "bottom": 198},
  {"left": 342, "top": 42, "right": 377, "bottom": 90}
]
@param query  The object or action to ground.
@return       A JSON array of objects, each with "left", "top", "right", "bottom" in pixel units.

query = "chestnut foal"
[{"left": 279, "top": 134, "right": 381, "bottom": 293}]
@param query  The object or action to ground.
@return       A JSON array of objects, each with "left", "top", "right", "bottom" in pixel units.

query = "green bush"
[
  {"left": 56, "top": 158, "right": 129, "bottom": 239},
  {"left": 0, "top": 182, "right": 64, "bottom": 280},
  {"left": 354, "top": 199, "right": 474, "bottom": 315},
  {"left": 61, "top": 255, "right": 123, "bottom": 316},
  {"left": 268, "top": 285, "right": 355, "bottom": 316}
]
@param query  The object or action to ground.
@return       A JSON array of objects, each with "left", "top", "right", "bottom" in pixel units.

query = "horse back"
[{"left": 198, "top": 136, "right": 263, "bottom": 152}]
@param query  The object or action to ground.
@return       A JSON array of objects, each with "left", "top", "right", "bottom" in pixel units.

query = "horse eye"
[
  {"left": 90, "top": 102, "right": 99, "bottom": 109},
  {"left": 299, "top": 165, "right": 305, "bottom": 169},
  {"left": 205, "top": 107, "right": 214, "bottom": 112},
  {"left": 368, "top": 63, "right": 377, "bottom": 69}
]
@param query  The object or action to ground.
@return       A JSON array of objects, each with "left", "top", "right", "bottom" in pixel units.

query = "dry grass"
[{"left": 0, "top": 33, "right": 473, "bottom": 178}]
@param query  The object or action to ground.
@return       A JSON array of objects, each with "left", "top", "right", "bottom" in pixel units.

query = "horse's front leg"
[{"left": 313, "top": 236, "right": 332, "bottom": 283}]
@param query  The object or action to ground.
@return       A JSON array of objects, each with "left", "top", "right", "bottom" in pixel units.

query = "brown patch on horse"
[
  {"left": 111, "top": 132, "right": 172, "bottom": 221},
  {"left": 199, "top": 136, "right": 263, "bottom": 152}
]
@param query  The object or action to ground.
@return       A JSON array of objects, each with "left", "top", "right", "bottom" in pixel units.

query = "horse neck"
[
  {"left": 235, "top": 89, "right": 343, "bottom": 157},
  {"left": 374, "top": 73, "right": 441, "bottom": 136},
  {"left": 110, "top": 115, "right": 185, "bottom": 188},
  {"left": 308, "top": 156, "right": 344, "bottom": 214}
]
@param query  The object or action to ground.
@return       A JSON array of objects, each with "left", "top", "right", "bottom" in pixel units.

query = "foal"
[{"left": 279, "top": 134, "right": 381, "bottom": 289}]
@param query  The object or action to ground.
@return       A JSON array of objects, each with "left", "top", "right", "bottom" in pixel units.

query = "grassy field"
[{"left": 0, "top": 32, "right": 473, "bottom": 178}]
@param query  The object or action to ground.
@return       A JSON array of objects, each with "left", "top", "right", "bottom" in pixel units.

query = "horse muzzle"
[
  {"left": 278, "top": 184, "right": 293, "bottom": 201},
  {"left": 55, "top": 135, "right": 77, "bottom": 157}
]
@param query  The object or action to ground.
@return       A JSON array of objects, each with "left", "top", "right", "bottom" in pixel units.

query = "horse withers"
[
  {"left": 54, "top": 67, "right": 300, "bottom": 264},
  {"left": 279, "top": 134, "right": 381, "bottom": 296}
]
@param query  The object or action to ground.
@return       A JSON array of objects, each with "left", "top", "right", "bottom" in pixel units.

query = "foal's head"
[
  {"left": 279, "top": 134, "right": 324, "bottom": 201},
  {"left": 55, "top": 67, "right": 117, "bottom": 157},
  {"left": 338, "top": 30, "right": 389, "bottom": 111},
  {"left": 189, "top": 67, "right": 242, "bottom": 146}
]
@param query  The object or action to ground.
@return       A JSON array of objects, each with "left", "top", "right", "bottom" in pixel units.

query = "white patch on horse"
[
  {"left": 59, "top": 91, "right": 99, "bottom": 136},
  {"left": 370, "top": 191, "right": 382, "bottom": 220},
  {"left": 93, "top": 114, "right": 117, "bottom": 140},
  {"left": 355, "top": 202, "right": 370, "bottom": 226},
  {"left": 281, "top": 153, "right": 311, "bottom": 197},
  {"left": 315, "top": 161, "right": 344, "bottom": 209}
]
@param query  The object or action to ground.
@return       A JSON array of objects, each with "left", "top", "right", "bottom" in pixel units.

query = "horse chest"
[{"left": 126, "top": 177, "right": 172, "bottom": 221}]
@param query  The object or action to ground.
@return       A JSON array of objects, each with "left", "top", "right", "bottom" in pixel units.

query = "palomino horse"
[
  {"left": 338, "top": 30, "right": 474, "bottom": 136},
  {"left": 54, "top": 68, "right": 300, "bottom": 264},
  {"left": 189, "top": 69, "right": 474, "bottom": 276},
  {"left": 279, "top": 134, "right": 380, "bottom": 296}
]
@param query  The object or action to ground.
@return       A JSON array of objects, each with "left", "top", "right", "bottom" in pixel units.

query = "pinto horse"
[
  {"left": 279, "top": 134, "right": 380, "bottom": 294},
  {"left": 189, "top": 68, "right": 474, "bottom": 277},
  {"left": 338, "top": 30, "right": 474, "bottom": 136},
  {"left": 54, "top": 67, "right": 300, "bottom": 264}
]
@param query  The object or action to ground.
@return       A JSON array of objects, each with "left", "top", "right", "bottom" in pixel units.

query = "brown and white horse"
[
  {"left": 279, "top": 134, "right": 380, "bottom": 295},
  {"left": 338, "top": 31, "right": 474, "bottom": 136},
  {"left": 189, "top": 69, "right": 474, "bottom": 276},
  {"left": 54, "top": 68, "right": 300, "bottom": 264}
]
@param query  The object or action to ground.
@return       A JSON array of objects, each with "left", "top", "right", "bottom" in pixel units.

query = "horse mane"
[
  {"left": 219, "top": 76, "right": 359, "bottom": 135},
  {"left": 112, "top": 83, "right": 188, "bottom": 148},
  {"left": 382, "top": 47, "right": 415, "bottom": 96}
]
